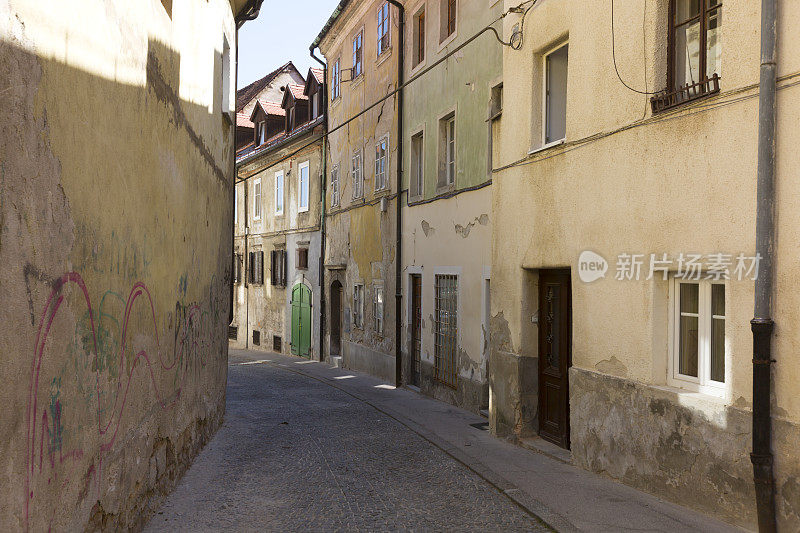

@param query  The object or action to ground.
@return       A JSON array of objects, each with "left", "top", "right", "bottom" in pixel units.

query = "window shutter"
[{"left": 248, "top": 252, "right": 254, "bottom": 283}]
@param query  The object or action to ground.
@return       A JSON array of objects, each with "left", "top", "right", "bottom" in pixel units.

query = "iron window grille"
[
  {"left": 353, "top": 284, "right": 364, "bottom": 329},
  {"left": 352, "top": 150, "right": 363, "bottom": 199},
  {"left": 434, "top": 274, "right": 458, "bottom": 388},
  {"left": 373, "top": 284, "right": 384, "bottom": 335}
]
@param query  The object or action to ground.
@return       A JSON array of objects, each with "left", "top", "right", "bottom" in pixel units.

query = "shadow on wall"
[{"left": 0, "top": 36, "right": 232, "bottom": 531}]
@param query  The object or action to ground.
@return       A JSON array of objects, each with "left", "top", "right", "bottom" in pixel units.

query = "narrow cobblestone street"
[{"left": 145, "top": 351, "right": 549, "bottom": 532}]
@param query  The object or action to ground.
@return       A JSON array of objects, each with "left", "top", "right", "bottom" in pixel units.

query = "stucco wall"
[
  {"left": 0, "top": 1, "right": 236, "bottom": 529},
  {"left": 491, "top": 0, "right": 800, "bottom": 527},
  {"left": 320, "top": 0, "right": 399, "bottom": 378}
]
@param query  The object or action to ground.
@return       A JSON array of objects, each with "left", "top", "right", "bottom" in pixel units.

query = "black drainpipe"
[
  {"left": 387, "top": 0, "right": 404, "bottom": 388},
  {"left": 310, "top": 46, "right": 327, "bottom": 362},
  {"left": 751, "top": 0, "right": 778, "bottom": 530}
]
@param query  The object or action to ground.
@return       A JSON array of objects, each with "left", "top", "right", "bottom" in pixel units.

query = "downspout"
[
  {"left": 387, "top": 0, "right": 404, "bottom": 387},
  {"left": 751, "top": 0, "right": 778, "bottom": 530},
  {"left": 310, "top": 47, "right": 327, "bottom": 362}
]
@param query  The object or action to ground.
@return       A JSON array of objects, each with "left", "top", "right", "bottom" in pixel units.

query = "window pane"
[
  {"left": 679, "top": 315, "right": 699, "bottom": 377},
  {"left": 706, "top": 7, "right": 721, "bottom": 78},
  {"left": 673, "top": 21, "right": 701, "bottom": 87},
  {"left": 675, "top": 0, "right": 701, "bottom": 24},
  {"left": 680, "top": 283, "right": 699, "bottom": 314},
  {"left": 545, "top": 44, "right": 568, "bottom": 143},
  {"left": 711, "top": 284, "right": 725, "bottom": 316},
  {"left": 711, "top": 317, "right": 725, "bottom": 382}
]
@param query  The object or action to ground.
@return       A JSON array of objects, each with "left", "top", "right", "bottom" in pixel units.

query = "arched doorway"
[
  {"left": 330, "top": 280, "right": 342, "bottom": 357},
  {"left": 291, "top": 283, "right": 312, "bottom": 358}
]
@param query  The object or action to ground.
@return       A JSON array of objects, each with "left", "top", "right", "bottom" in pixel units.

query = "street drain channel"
[{"left": 469, "top": 422, "right": 489, "bottom": 431}]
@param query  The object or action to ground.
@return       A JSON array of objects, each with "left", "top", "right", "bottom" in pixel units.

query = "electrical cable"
[{"left": 611, "top": 0, "right": 659, "bottom": 95}]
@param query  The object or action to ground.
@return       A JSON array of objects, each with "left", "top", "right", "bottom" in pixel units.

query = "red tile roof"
[
  {"left": 287, "top": 84, "right": 308, "bottom": 100},
  {"left": 236, "top": 61, "right": 301, "bottom": 112},
  {"left": 236, "top": 112, "right": 254, "bottom": 128},
  {"left": 261, "top": 100, "right": 286, "bottom": 116},
  {"left": 310, "top": 68, "right": 324, "bottom": 84}
]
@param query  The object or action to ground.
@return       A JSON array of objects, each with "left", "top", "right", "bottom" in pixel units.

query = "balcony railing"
[{"left": 650, "top": 73, "right": 720, "bottom": 113}]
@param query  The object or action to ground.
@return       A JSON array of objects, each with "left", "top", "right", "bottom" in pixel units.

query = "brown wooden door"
[
  {"left": 538, "top": 269, "right": 572, "bottom": 449},
  {"left": 410, "top": 274, "right": 422, "bottom": 386}
]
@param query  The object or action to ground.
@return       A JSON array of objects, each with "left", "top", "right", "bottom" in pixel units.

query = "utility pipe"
[
  {"left": 310, "top": 47, "right": 328, "bottom": 362},
  {"left": 751, "top": 0, "right": 778, "bottom": 530},
  {"left": 387, "top": 0, "right": 404, "bottom": 387}
]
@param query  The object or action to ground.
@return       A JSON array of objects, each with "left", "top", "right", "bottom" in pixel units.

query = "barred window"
[
  {"left": 434, "top": 274, "right": 458, "bottom": 388},
  {"left": 352, "top": 149, "right": 363, "bottom": 199},
  {"left": 331, "top": 165, "right": 340, "bottom": 207},
  {"left": 373, "top": 284, "right": 384, "bottom": 335},
  {"left": 353, "top": 284, "right": 364, "bottom": 328}
]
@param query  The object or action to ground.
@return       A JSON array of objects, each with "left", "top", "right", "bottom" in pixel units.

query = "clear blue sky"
[{"left": 238, "top": 1, "right": 339, "bottom": 89}]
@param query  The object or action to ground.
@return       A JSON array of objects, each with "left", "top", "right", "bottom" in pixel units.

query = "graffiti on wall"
[{"left": 23, "top": 271, "right": 223, "bottom": 529}]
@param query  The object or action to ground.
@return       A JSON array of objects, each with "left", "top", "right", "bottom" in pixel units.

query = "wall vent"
[
  {"left": 273, "top": 335, "right": 282, "bottom": 352},
  {"left": 228, "top": 326, "right": 238, "bottom": 340},
  {"left": 252, "top": 330, "right": 261, "bottom": 346}
]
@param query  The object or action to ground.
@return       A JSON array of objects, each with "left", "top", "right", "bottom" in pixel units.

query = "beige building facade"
[
  {"left": 0, "top": 0, "right": 255, "bottom": 529},
  {"left": 315, "top": 0, "right": 400, "bottom": 382},
  {"left": 490, "top": 0, "right": 800, "bottom": 529}
]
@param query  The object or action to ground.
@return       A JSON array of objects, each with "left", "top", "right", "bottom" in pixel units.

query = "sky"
[{"left": 237, "top": 0, "right": 340, "bottom": 89}]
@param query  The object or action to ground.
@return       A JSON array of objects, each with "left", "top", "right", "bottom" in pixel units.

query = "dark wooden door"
[
  {"left": 538, "top": 269, "right": 572, "bottom": 449},
  {"left": 330, "top": 281, "right": 342, "bottom": 357},
  {"left": 410, "top": 274, "right": 422, "bottom": 386}
]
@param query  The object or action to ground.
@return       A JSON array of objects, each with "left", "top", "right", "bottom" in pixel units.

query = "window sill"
[
  {"left": 298, "top": 207, "right": 309, "bottom": 214},
  {"left": 410, "top": 58, "right": 426, "bottom": 77},
  {"left": 528, "top": 138, "right": 564, "bottom": 155},
  {"left": 349, "top": 74, "right": 364, "bottom": 89},
  {"left": 376, "top": 48, "right": 392, "bottom": 66},
  {"left": 438, "top": 30, "right": 458, "bottom": 52},
  {"left": 655, "top": 381, "right": 729, "bottom": 404}
]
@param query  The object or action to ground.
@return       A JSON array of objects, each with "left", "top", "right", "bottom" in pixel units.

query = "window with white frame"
[
  {"left": 332, "top": 59, "right": 341, "bottom": 100},
  {"left": 353, "top": 31, "right": 363, "bottom": 78},
  {"left": 440, "top": 0, "right": 456, "bottom": 42},
  {"left": 274, "top": 171, "right": 283, "bottom": 215},
  {"left": 373, "top": 283, "right": 384, "bottom": 334},
  {"left": 253, "top": 178, "right": 262, "bottom": 220},
  {"left": 352, "top": 149, "right": 363, "bottom": 198},
  {"left": 412, "top": 6, "right": 425, "bottom": 68},
  {"left": 331, "top": 165, "right": 340, "bottom": 207},
  {"left": 353, "top": 283, "right": 364, "bottom": 328},
  {"left": 411, "top": 131, "right": 424, "bottom": 197},
  {"left": 377, "top": 2, "right": 390, "bottom": 56},
  {"left": 299, "top": 161, "right": 310, "bottom": 212},
  {"left": 438, "top": 112, "right": 455, "bottom": 188},
  {"left": 221, "top": 33, "right": 232, "bottom": 116},
  {"left": 375, "top": 135, "right": 388, "bottom": 190},
  {"left": 671, "top": 278, "right": 726, "bottom": 392},
  {"left": 544, "top": 43, "right": 568, "bottom": 144}
]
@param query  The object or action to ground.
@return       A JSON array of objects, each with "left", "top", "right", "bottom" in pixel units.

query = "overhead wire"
[{"left": 611, "top": 0, "right": 659, "bottom": 95}]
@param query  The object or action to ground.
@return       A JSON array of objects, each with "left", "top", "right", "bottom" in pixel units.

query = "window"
[
  {"left": 544, "top": 43, "right": 568, "bottom": 144},
  {"left": 331, "top": 165, "right": 340, "bottom": 207},
  {"left": 221, "top": 33, "right": 232, "bottom": 116},
  {"left": 352, "top": 31, "right": 363, "bottom": 78},
  {"left": 248, "top": 251, "right": 264, "bottom": 285},
  {"left": 256, "top": 120, "right": 266, "bottom": 145},
  {"left": 253, "top": 178, "right": 262, "bottom": 220},
  {"left": 252, "top": 330, "right": 260, "bottom": 346},
  {"left": 653, "top": 0, "right": 722, "bottom": 112},
  {"left": 377, "top": 2, "right": 390, "bottom": 56},
  {"left": 297, "top": 247, "right": 309, "bottom": 270},
  {"left": 434, "top": 274, "right": 458, "bottom": 387},
  {"left": 311, "top": 91, "right": 319, "bottom": 119},
  {"left": 375, "top": 136, "right": 388, "bottom": 190},
  {"left": 273, "top": 335, "right": 282, "bottom": 352},
  {"left": 373, "top": 284, "right": 384, "bottom": 334},
  {"left": 233, "top": 253, "right": 242, "bottom": 284},
  {"left": 228, "top": 325, "right": 238, "bottom": 340},
  {"left": 332, "top": 59, "right": 341, "bottom": 100},
  {"left": 352, "top": 149, "right": 363, "bottom": 199},
  {"left": 438, "top": 113, "right": 455, "bottom": 188},
  {"left": 270, "top": 250, "right": 287, "bottom": 287},
  {"left": 287, "top": 106, "right": 295, "bottom": 132},
  {"left": 412, "top": 7, "right": 425, "bottom": 67},
  {"left": 299, "top": 161, "right": 310, "bottom": 212},
  {"left": 411, "top": 131, "right": 424, "bottom": 197},
  {"left": 353, "top": 284, "right": 364, "bottom": 328},
  {"left": 671, "top": 278, "right": 726, "bottom": 392},
  {"left": 490, "top": 82, "right": 503, "bottom": 119},
  {"left": 440, "top": 0, "right": 456, "bottom": 42},
  {"left": 275, "top": 171, "right": 284, "bottom": 215}
]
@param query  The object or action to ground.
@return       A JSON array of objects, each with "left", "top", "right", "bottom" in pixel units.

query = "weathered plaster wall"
[
  {"left": 399, "top": 0, "right": 500, "bottom": 412},
  {"left": 232, "top": 135, "right": 324, "bottom": 359},
  {"left": 0, "top": 1, "right": 235, "bottom": 529},
  {"left": 491, "top": 0, "right": 800, "bottom": 527},
  {"left": 320, "top": 0, "right": 399, "bottom": 378}
]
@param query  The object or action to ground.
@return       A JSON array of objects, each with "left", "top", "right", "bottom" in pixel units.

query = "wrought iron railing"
[{"left": 650, "top": 73, "right": 720, "bottom": 113}]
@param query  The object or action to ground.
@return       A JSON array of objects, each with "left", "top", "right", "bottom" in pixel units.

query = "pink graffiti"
[{"left": 24, "top": 272, "right": 211, "bottom": 530}]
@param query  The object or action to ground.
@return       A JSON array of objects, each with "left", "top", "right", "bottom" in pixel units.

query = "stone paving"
[{"left": 145, "top": 352, "right": 549, "bottom": 532}]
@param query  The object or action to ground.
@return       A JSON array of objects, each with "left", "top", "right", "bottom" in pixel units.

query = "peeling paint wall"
[
  {"left": 491, "top": 0, "right": 800, "bottom": 528},
  {"left": 320, "top": 0, "right": 399, "bottom": 381},
  {"left": 399, "top": 0, "right": 501, "bottom": 412},
  {"left": 0, "top": 0, "right": 236, "bottom": 529}
]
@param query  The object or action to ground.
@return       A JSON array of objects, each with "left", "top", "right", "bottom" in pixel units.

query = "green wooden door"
[{"left": 291, "top": 283, "right": 312, "bottom": 357}]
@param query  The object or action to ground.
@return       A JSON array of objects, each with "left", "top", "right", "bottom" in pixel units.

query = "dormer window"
[
  {"left": 258, "top": 120, "right": 266, "bottom": 145},
  {"left": 286, "top": 106, "right": 295, "bottom": 132},
  {"left": 311, "top": 91, "right": 319, "bottom": 119}
]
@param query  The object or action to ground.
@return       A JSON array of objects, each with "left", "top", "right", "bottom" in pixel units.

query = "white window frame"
[
  {"left": 253, "top": 178, "right": 262, "bottom": 221},
  {"left": 332, "top": 59, "right": 341, "bottom": 100},
  {"left": 298, "top": 161, "right": 310, "bottom": 213},
  {"left": 274, "top": 171, "right": 284, "bottom": 216},
  {"left": 542, "top": 41, "right": 569, "bottom": 148},
  {"left": 411, "top": 4, "right": 426, "bottom": 72},
  {"left": 668, "top": 277, "right": 728, "bottom": 396},
  {"left": 445, "top": 115, "right": 455, "bottom": 185},
  {"left": 375, "top": 134, "right": 389, "bottom": 191},
  {"left": 438, "top": 0, "right": 457, "bottom": 49},
  {"left": 353, "top": 283, "right": 365, "bottom": 329},
  {"left": 377, "top": 2, "right": 391, "bottom": 57},
  {"left": 331, "top": 164, "right": 340, "bottom": 207},
  {"left": 373, "top": 282, "right": 384, "bottom": 335},
  {"left": 410, "top": 128, "right": 424, "bottom": 198},
  {"left": 352, "top": 30, "right": 364, "bottom": 78},
  {"left": 352, "top": 149, "right": 363, "bottom": 199}
]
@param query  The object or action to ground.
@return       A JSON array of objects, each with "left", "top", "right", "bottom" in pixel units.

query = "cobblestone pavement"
[{"left": 146, "top": 352, "right": 549, "bottom": 532}]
